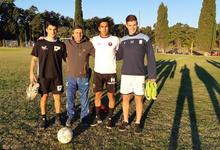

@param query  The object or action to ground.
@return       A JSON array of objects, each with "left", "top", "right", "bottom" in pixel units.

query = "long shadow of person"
[
  {"left": 130, "top": 60, "right": 177, "bottom": 127},
  {"left": 195, "top": 63, "right": 220, "bottom": 123},
  {"left": 207, "top": 60, "right": 220, "bottom": 69},
  {"left": 169, "top": 65, "right": 201, "bottom": 150},
  {"left": 145, "top": 59, "right": 177, "bottom": 93},
  {"left": 113, "top": 60, "right": 166, "bottom": 125},
  {"left": 157, "top": 60, "right": 177, "bottom": 94}
]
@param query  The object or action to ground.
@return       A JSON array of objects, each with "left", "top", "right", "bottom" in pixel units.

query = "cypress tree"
[
  {"left": 74, "top": 0, "right": 83, "bottom": 27},
  {"left": 155, "top": 3, "right": 169, "bottom": 53},
  {"left": 197, "top": 0, "right": 216, "bottom": 52}
]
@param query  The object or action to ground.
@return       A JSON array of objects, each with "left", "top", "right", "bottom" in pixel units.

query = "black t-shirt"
[{"left": 31, "top": 39, "right": 67, "bottom": 79}]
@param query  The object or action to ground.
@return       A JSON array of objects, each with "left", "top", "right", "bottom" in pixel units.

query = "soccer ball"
[{"left": 57, "top": 127, "right": 73, "bottom": 144}]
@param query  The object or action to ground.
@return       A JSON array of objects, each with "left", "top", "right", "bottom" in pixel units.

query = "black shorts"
[
  {"left": 93, "top": 72, "right": 117, "bottom": 93},
  {"left": 38, "top": 78, "right": 64, "bottom": 95}
]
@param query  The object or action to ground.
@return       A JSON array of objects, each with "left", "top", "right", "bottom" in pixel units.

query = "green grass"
[{"left": 0, "top": 48, "right": 219, "bottom": 149}]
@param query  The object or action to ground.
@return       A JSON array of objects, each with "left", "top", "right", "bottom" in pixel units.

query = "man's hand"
[
  {"left": 38, "top": 36, "right": 45, "bottom": 40},
  {"left": 148, "top": 79, "right": 156, "bottom": 82},
  {"left": 30, "top": 73, "right": 37, "bottom": 84}
]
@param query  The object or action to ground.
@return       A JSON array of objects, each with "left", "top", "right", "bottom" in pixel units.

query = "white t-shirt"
[{"left": 91, "top": 35, "right": 119, "bottom": 74}]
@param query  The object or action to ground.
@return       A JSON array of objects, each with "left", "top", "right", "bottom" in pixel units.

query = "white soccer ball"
[{"left": 57, "top": 127, "right": 73, "bottom": 144}]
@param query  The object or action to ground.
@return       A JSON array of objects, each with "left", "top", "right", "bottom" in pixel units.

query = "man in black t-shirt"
[{"left": 29, "top": 19, "right": 67, "bottom": 129}]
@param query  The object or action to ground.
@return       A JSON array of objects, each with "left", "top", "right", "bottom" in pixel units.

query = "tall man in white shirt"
[{"left": 91, "top": 18, "right": 119, "bottom": 129}]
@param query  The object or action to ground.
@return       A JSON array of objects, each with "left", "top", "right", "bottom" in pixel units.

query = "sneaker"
[
  {"left": 65, "top": 117, "right": 73, "bottom": 127},
  {"left": 39, "top": 117, "right": 47, "bottom": 129},
  {"left": 118, "top": 121, "right": 130, "bottom": 132},
  {"left": 89, "top": 103, "right": 95, "bottom": 114},
  {"left": 106, "top": 118, "right": 114, "bottom": 129},
  {"left": 90, "top": 116, "right": 102, "bottom": 127},
  {"left": 55, "top": 116, "right": 62, "bottom": 126},
  {"left": 134, "top": 123, "right": 142, "bottom": 133},
  {"left": 80, "top": 117, "right": 89, "bottom": 128}
]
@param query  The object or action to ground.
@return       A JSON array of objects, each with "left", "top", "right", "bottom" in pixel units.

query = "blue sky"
[{"left": 15, "top": 0, "right": 220, "bottom": 28}]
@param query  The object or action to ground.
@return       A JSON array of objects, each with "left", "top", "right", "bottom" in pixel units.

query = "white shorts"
[{"left": 120, "top": 75, "right": 145, "bottom": 95}]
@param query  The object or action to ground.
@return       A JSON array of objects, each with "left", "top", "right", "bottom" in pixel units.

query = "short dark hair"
[
  {"left": 98, "top": 18, "right": 110, "bottom": 27},
  {"left": 126, "top": 15, "right": 137, "bottom": 23},
  {"left": 45, "top": 19, "right": 59, "bottom": 28}
]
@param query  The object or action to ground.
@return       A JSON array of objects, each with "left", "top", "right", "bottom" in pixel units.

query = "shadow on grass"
[
  {"left": 129, "top": 60, "right": 177, "bottom": 126},
  {"left": 141, "top": 60, "right": 176, "bottom": 127},
  {"left": 72, "top": 114, "right": 91, "bottom": 138},
  {"left": 195, "top": 63, "right": 220, "bottom": 123},
  {"left": 66, "top": 59, "right": 179, "bottom": 135},
  {"left": 156, "top": 59, "right": 177, "bottom": 94},
  {"left": 81, "top": 59, "right": 178, "bottom": 130},
  {"left": 88, "top": 80, "right": 123, "bottom": 126},
  {"left": 207, "top": 59, "right": 220, "bottom": 69},
  {"left": 139, "top": 100, "right": 154, "bottom": 128},
  {"left": 169, "top": 65, "right": 201, "bottom": 150},
  {"left": 67, "top": 89, "right": 121, "bottom": 137}
]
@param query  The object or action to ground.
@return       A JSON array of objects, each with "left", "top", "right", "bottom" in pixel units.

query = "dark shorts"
[
  {"left": 93, "top": 72, "right": 117, "bottom": 93},
  {"left": 38, "top": 78, "right": 64, "bottom": 95}
]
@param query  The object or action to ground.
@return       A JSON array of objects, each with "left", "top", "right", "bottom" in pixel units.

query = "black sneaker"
[
  {"left": 90, "top": 116, "right": 102, "bottom": 127},
  {"left": 80, "top": 117, "right": 89, "bottom": 128},
  {"left": 39, "top": 117, "right": 47, "bottom": 129},
  {"left": 106, "top": 118, "right": 114, "bottom": 129},
  {"left": 134, "top": 123, "right": 142, "bottom": 133},
  {"left": 55, "top": 116, "right": 62, "bottom": 126},
  {"left": 118, "top": 121, "right": 130, "bottom": 132}
]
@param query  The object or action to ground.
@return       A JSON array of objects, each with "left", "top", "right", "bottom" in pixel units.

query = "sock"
[
  {"left": 95, "top": 107, "right": 100, "bottom": 118},
  {"left": 108, "top": 108, "right": 114, "bottom": 119},
  {"left": 41, "top": 114, "right": 46, "bottom": 117},
  {"left": 56, "top": 113, "right": 61, "bottom": 119}
]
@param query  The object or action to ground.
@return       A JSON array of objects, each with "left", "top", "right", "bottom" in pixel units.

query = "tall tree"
[
  {"left": 154, "top": 3, "right": 169, "bottom": 53},
  {"left": 74, "top": 0, "right": 83, "bottom": 26},
  {"left": 169, "top": 23, "right": 197, "bottom": 49},
  {"left": 84, "top": 17, "right": 100, "bottom": 37},
  {"left": 0, "top": 1, "right": 17, "bottom": 42},
  {"left": 30, "top": 13, "right": 43, "bottom": 40},
  {"left": 24, "top": 5, "right": 38, "bottom": 42},
  {"left": 197, "top": 0, "right": 216, "bottom": 52},
  {"left": 216, "top": 23, "right": 220, "bottom": 48}
]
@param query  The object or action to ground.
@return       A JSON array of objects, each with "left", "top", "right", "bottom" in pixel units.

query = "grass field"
[{"left": 0, "top": 47, "right": 219, "bottom": 150}]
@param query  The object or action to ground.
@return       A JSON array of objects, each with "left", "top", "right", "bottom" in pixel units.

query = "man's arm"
[
  {"left": 89, "top": 42, "right": 95, "bottom": 57},
  {"left": 30, "top": 56, "right": 38, "bottom": 83},
  {"left": 62, "top": 44, "right": 67, "bottom": 62},
  {"left": 89, "top": 38, "right": 96, "bottom": 57},
  {"left": 116, "top": 43, "right": 123, "bottom": 61},
  {"left": 146, "top": 40, "right": 156, "bottom": 80}
]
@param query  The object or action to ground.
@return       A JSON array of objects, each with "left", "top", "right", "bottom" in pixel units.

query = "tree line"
[
  {"left": 153, "top": 0, "right": 219, "bottom": 53},
  {"left": 0, "top": 0, "right": 220, "bottom": 53}
]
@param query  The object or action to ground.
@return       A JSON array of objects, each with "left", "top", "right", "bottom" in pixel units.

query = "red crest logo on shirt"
[{"left": 108, "top": 42, "right": 112, "bottom": 46}]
